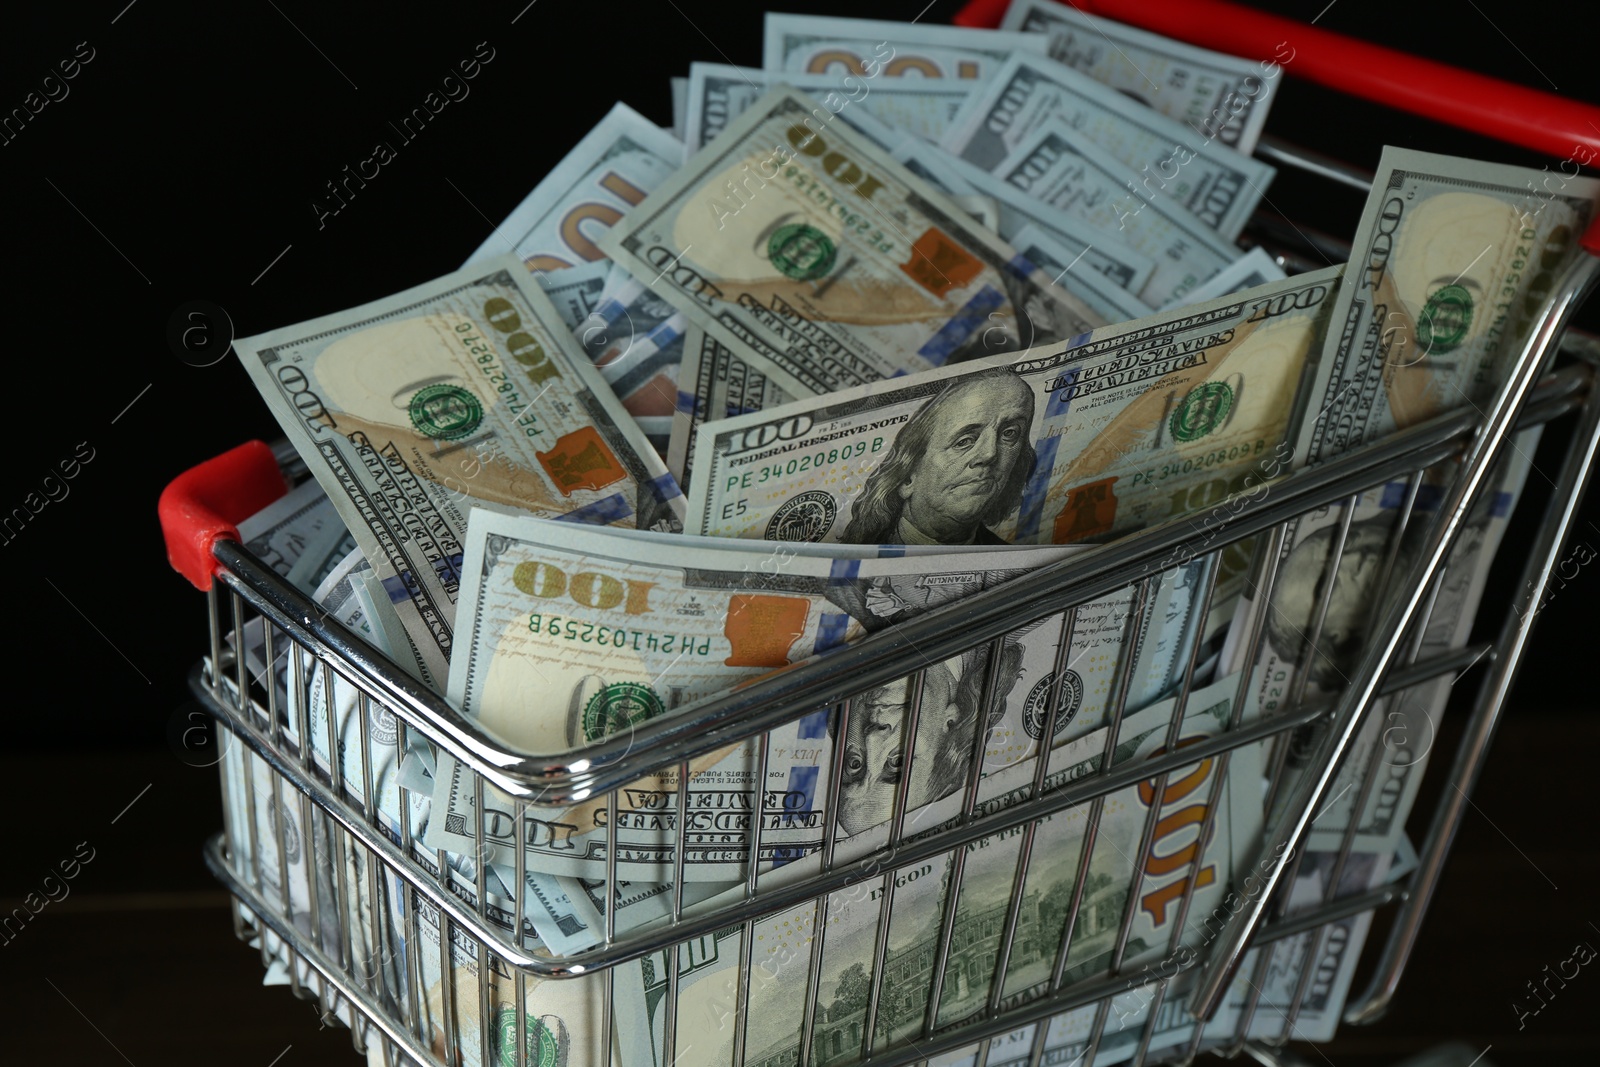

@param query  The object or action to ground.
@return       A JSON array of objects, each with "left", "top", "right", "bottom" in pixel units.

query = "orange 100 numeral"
[
  {"left": 524, "top": 171, "right": 648, "bottom": 272},
  {"left": 1137, "top": 738, "right": 1218, "bottom": 924}
]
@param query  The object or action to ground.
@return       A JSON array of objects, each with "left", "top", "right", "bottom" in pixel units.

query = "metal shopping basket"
[{"left": 156, "top": 2, "right": 1600, "bottom": 1064}]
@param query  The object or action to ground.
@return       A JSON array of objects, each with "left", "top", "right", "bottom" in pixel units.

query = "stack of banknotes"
[{"left": 217, "top": 4, "right": 1600, "bottom": 1065}]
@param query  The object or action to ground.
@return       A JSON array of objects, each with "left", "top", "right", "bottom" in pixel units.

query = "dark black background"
[{"left": 1, "top": 0, "right": 1597, "bottom": 1064}]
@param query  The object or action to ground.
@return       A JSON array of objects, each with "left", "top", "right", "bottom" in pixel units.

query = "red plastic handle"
[
  {"left": 953, "top": 0, "right": 1600, "bottom": 252},
  {"left": 159, "top": 440, "right": 289, "bottom": 590}
]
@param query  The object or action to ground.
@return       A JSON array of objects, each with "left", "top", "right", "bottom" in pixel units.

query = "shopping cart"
[{"left": 157, "top": 2, "right": 1600, "bottom": 1065}]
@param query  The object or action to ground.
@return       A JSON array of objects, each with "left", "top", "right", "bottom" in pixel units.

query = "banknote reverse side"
[
  {"left": 762, "top": 13, "right": 1050, "bottom": 83},
  {"left": 1000, "top": 0, "right": 1281, "bottom": 153}
]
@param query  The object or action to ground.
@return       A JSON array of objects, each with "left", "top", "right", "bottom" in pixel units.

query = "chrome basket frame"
[{"left": 188, "top": 136, "right": 1600, "bottom": 1067}]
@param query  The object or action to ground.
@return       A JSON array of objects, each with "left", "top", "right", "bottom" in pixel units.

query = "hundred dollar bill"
[
  {"left": 664, "top": 325, "right": 768, "bottom": 495},
  {"left": 232, "top": 479, "right": 347, "bottom": 716},
  {"left": 315, "top": 547, "right": 387, "bottom": 654},
  {"left": 356, "top": 571, "right": 442, "bottom": 688},
  {"left": 1131, "top": 848, "right": 1397, "bottom": 1053},
  {"left": 617, "top": 677, "right": 1260, "bottom": 1067},
  {"left": 463, "top": 102, "right": 681, "bottom": 275},
  {"left": 992, "top": 118, "right": 1238, "bottom": 307},
  {"left": 440, "top": 512, "right": 1048, "bottom": 748},
  {"left": 235, "top": 254, "right": 683, "bottom": 683},
  {"left": 941, "top": 52, "right": 1274, "bottom": 240},
  {"left": 970, "top": 562, "right": 1209, "bottom": 804},
  {"left": 684, "top": 62, "right": 980, "bottom": 152},
  {"left": 686, "top": 265, "right": 1340, "bottom": 551},
  {"left": 425, "top": 512, "right": 1086, "bottom": 880},
  {"left": 1176, "top": 246, "right": 1286, "bottom": 306},
  {"left": 520, "top": 870, "right": 739, "bottom": 958},
  {"left": 1000, "top": 0, "right": 1281, "bottom": 153},
  {"left": 657, "top": 130, "right": 1156, "bottom": 478},
  {"left": 889, "top": 135, "right": 1159, "bottom": 296},
  {"left": 935, "top": 844, "right": 1394, "bottom": 1064},
  {"left": 762, "top": 13, "right": 1049, "bottom": 83},
  {"left": 1243, "top": 150, "right": 1600, "bottom": 859},
  {"left": 665, "top": 324, "right": 719, "bottom": 490},
  {"left": 237, "top": 748, "right": 332, "bottom": 944},
  {"left": 1238, "top": 432, "right": 1540, "bottom": 855},
  {"left": 1293, "top": 147, "right": 1600, "bottom": 464},
  {"left": 598, "top": 86, "right": 1105, "bottom": 398},
  {"left": 1206, "top": 440, "right": 1538, "bottom": 1051},
  {"left": 614, "top": 896, "right": 811, "bottom": 1067}
]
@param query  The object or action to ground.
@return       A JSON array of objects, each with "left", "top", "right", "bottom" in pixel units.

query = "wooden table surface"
[{"left": 3, "top": 700, "right": 1595, "bottom": 1067}]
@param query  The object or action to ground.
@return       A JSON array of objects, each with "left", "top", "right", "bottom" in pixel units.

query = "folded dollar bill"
[
  {"left": 1293, "top": 146, "right": 1600, "bottom": 464},
  {"left": 460, "top": 103, "right": 689, "bottom": 422},
  {"left": 887, "top": 135, "right": 1159, "bottom": 300},
  {"left": 599, "top": 86, "right": 1104, "bottom": 398}
]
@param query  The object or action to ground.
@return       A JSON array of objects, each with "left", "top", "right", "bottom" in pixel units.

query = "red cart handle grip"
[
  {"left": 159, "top": 440, "right": 289, "bottom": 590},
  {"left": 954, "top": 0, "right": 1600, "bottom": 252}
]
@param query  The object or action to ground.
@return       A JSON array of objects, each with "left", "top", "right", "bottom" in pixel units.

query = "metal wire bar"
[
  {"left": 1274, "top": 557, "right": 1445, "bottom": 1042},
  {"left": 662, "top": 759, "right": 692, "bottom": 1067},
  {"left": 216, "top": 725, "right": 250, "bottom": 945},
  {"left": 1176, "top": 533, "right": 1289, "bottom": 1065},
  {"left": 1346, "top": 362, "right": 1600, "bottom": 1025},
  {"left": 986, "top": 610, "right": 1079, "bottom": 1018},
  {"left": 1084, "top": 559, "right": 1224, "bottom": 1067},
  {"left": 191, "top": 624, "right": 1477, "bottom": 981},
  {"left": 820, "top": 700, "right": 853, "bottom": 873},
  {"left": 922, "top": 637, "right": 1012, "bottom": 1037},
  {"left": 797, "top": 895, "right": 829, "bottom": 1067},
  {"left": 860, "top": 870, "right": 898, "bottom": 1058},
  {"left": 204, "top": 835, "right": 446, "bottom": 1067},
  {"left": 207, "top": 584, "right": 222, "bottom": 693},
  {"left": 1189, "top": 250, "right": 1600, "bottom": 1019},
  {"left": 395, "top": 733, "right": 427, "bottom": 1045}
]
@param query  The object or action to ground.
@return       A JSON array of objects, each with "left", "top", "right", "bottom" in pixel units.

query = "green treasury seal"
[
  {"left": 582, "top": 681, "right": 665, "bottom": 742},
  {"left": 492, "top": 1007, "right": 560, "bottom": 1067},
  {"left": 1169, "top": 382, "right": 1234, "bottom": 443},
  {"left": 1416, "top": 283, "right": 1474, "bottom": 355},
  {"left": 409, "top": 383, "right": 484, "bottom": 441},
  {"left": 768, "top": 224, "right": 837, "bottom": 281}
]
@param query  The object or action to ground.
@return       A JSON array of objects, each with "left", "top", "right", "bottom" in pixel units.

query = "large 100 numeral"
[{"left": 524, "top": 171, "right": 648, "bottom": 272}]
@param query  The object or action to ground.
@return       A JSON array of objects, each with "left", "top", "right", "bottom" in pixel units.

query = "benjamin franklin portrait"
[
  {"left": 1264, "top": 515, "right": 1397, "bottom": 687},
  {"left": 833, "top": 640, "right": 1027, "bottom": 836},
  {"left": 842, "top": 369, "right": 1037, "bottom": 546}
]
